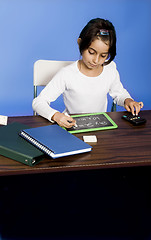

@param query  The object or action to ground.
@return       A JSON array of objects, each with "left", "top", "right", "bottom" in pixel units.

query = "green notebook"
[
  {"left": 0, "top": 122, "right": 45, "bottom": 166},
  {"left": 65, "top": 112, "right": 118, "bottom": 133}
]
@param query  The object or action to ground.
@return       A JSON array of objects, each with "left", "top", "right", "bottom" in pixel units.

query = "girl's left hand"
[{"left": 124, "top": 98, "right": 144, "bottom": 115}]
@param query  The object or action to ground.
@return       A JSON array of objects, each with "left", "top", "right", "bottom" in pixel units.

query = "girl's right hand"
[
  {"left": 51, "top": 112, "right": 76, "bottom": 128},
  {"left": 124, "top": 98, "right": 144, "bottom": 115}
]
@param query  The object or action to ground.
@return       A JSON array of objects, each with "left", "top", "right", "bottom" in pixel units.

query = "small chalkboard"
[{"left": 65, "top": 112, "right": 118, "bottom": 133}]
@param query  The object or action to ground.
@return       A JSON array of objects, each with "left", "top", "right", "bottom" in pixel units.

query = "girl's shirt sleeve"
[
  {"left": 108, "top": 62, "right": 132, "bottom": 106},
  {"left": 32, "top": 69, "right": 66, "bottom": 122}
]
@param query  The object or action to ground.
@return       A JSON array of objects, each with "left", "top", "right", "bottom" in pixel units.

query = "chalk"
[{"left": 65, "top": 113, "right": 77, "bottom": 127}]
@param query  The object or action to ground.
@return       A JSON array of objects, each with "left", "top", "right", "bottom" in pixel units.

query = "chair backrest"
[
  {"left": 33, "top": 60, "right": 73, "bottom": 115},
  {"left": 34, "top": 59, "right": 73, "bottom": 98}
]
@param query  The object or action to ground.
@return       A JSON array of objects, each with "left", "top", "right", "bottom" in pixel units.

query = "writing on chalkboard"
[
  {"left": 72, "top": 115, "right": 112, "bottom": 130},
  {"left": 65, "top": 113, "right": 118, "bottom": 133}
]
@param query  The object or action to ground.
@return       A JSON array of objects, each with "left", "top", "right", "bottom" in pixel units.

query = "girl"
[{"left": 32, "top": 18, "right": 143, "bottom": 128}]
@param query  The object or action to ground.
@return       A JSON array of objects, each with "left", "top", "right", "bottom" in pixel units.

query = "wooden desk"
[
  {"left": 0, "top": 110, "right": 151, "bottom": 176},
  {"left": 0, "top": 111, "right": 151, "bottom": 239}
]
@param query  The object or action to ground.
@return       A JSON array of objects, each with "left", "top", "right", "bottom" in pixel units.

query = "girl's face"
[{"left": 81, "top": 38, "right": 109, "bottom": 72}]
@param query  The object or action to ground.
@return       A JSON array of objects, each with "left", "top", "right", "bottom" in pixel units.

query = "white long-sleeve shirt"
[{"left": 32, "top": 60, "right": 131, "bottom": 122}]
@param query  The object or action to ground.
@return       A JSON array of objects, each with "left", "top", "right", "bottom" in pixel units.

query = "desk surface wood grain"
[{"left": 0, "top": 110, "right": 151, "bottom": 176}]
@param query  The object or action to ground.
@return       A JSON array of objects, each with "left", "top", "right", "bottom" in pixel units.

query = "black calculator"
[{"left": 122, "top": 114, "right": 146, "bottom": 125}]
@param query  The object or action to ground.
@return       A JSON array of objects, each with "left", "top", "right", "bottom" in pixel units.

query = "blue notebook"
[{"left": 19, "top": 124, "right": 92, "bottom": 159}]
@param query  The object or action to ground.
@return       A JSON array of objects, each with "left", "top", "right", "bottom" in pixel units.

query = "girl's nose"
[{"left": 93, "top": 55, "right": 99, "bottom": 64}]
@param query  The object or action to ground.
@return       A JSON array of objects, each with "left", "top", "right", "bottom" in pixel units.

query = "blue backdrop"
[{"left": 0, "top": 0, "right": 151, "bottom": 116}]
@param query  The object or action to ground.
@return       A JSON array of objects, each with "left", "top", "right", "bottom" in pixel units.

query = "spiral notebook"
[{"left": 19, "top": 124, "right": 92, "bottom": 159}]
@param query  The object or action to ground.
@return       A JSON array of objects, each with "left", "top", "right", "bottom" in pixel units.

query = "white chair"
[
  {"left": 33, "top": 59, "right": 116, "bottom": 115},
  {"left": 33, "top": 60, "right": 73, "bottom": 115}
]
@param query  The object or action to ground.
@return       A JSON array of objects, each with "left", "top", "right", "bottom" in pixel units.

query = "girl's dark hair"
[{"left": 78, "top": 18, "right": 116, "bottom": 65}]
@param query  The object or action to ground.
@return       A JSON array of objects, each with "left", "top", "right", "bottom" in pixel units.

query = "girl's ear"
[{"left": 77, "top": 38, "right": 81, "bottom": 46}]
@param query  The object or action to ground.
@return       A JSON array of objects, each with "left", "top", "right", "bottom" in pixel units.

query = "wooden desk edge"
[{"left": 1, "top": 159, "right": 151, "bottom": 176}]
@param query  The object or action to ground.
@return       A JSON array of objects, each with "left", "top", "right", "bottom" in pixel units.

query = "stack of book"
[{"left": 0, "top": 122, "right": 92, "bottom": 166}]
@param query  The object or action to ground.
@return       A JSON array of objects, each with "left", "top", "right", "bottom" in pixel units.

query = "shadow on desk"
[{"left": 0, "top": 167, "right": 151, "bottom": 240}]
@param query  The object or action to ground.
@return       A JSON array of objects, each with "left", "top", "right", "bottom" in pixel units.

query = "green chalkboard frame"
[{"left": 65, "top": 112, "right": 118, "bottom": 133}]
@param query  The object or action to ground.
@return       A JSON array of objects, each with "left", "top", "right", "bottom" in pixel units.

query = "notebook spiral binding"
[{"left": 20, "top": 131, "right": 53, "bottom": 156}]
